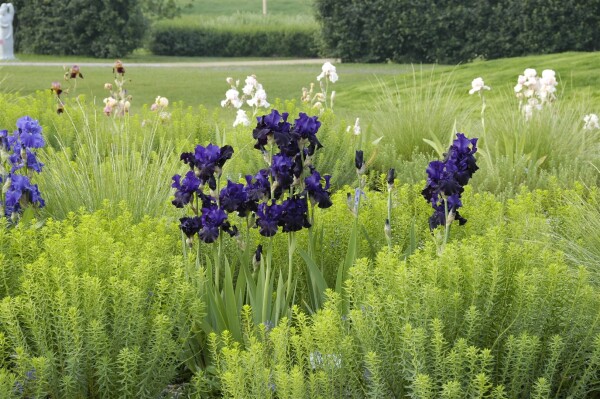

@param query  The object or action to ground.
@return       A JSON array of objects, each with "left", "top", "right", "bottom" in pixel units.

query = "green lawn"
[
  {"left": 1, "top": 52, "right": 599, "bottom": 116},
  {"left": 176, "top": 0, "right": 314, "bottom": 16}
]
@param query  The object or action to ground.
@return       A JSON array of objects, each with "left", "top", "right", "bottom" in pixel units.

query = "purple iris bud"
[
  {"left": 199, "top": 204, "right": 228, "bottom": 243},
  {"left": 386, "top": 168, "right": 395, "bottom": 187},
  {"left": 279, "top": 196, "right": 311, "bottom": 232},
  {"left": 304, "top": 170, "right": 332, "bottom": 209},
  {"left": 0, "top": 129, "right": 10, "bottom": 151},
  {"left": 253, "top": 244, "right": 263, "bottom": 270},
  {"left": 254, "top": 244, "right": 262, "bottom": 262},
  {"left": 256, "top": 201, "right": 283, "bottom": 237},
  {"left": 171, "top": 171, "right": 200, "bottom": 208},
  {"left": 179, "top": 216, "right": 202, "bottom": 238},
  {"left": 355, "top": 150, "right": 365, "bottom": 173},
  {"left": 15, "top": 116, "right": 45, "bottom": 149}
]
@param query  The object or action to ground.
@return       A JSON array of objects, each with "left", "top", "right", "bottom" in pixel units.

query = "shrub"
[
  {"left": 12, "top": 0, "right": 146, "bottom": 58},
  {"left": 314, "top": 0, "right": 600, "bottom": 63},
  {"left": 149, "top": 14, "right": 319, "bottom": 57}
]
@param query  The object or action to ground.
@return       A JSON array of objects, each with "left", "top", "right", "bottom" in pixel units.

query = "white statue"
[{"left": 0, "top": 3, "right": 14, "bottom": 60}]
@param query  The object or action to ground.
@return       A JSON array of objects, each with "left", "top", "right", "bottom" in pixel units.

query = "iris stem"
[
  {"left": 262, "top": 237, "right": 273, "bottom": 323},
  {"left": 286, "top": 232, "right": 297, "bottom": 303},
  {"left": 443, "top": 199, "right": 450, "bottom": 252},
  {"left": 386, "top": 189, "right": 392, "bottom": 251}
]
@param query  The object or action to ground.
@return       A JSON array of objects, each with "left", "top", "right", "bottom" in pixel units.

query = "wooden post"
[{"left": 262, "top": 0, "right": 267, "bottom": 15}]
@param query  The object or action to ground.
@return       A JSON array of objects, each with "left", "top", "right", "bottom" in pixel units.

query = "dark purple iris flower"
[
  {"left": 304, "top": 170, "right": 332, "bottom": 209},
  {"left": 271, "top": 154, "right": 294, "bottom": 197},
  {"left": 445, "top": 133, "right": 479, "bottom": 186},
  {"left": 279, "top": 196, "right": 311, "bottom": 232},
  {"left": 220, "top": 180, "right": 251, "bottom": 216},
  {"left": 422, "top": 133, "right": 478, "bottom": 230},
  {"left": 199, "top": 204, "right": 228, "bottom": 243},
  {"left": 4, "top": 174, "right": 45, "bottom": 216},
  {"left": 179, "top": 216, "right": 202, "bottom": 238},
  {"left": 15, "top": 116, "right": 45, "bottom": 149},
  {"left": 256, "top": 201, "right": 283, "bottom": 237},
  {"left": 253, "top": 110, "right": 298, "bottom": 154},
  {"left": 244, "top": 170, "right": 271, "bottom": 203},
  {"left": 180, "top": 144, "right": 233, "bottom": 184},
  {"left": 421, "top": 160, "right": 463, "bottom": 205},
  {"left": 171, "top": 171, "right": 201, "bottom": 208},
  {"left": 9, "top": 149, "right": 44, "bottom": 173},
  {"left": 293, "top": 113, "right": 322, "bottom": 151}
]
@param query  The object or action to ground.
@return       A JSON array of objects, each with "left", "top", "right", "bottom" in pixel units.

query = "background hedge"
[
  {"left": 148, "top": 17, "right": 320, "bottom": 57},
  {"left": 314, "top": 0, "right": 600, "bottom": 63},
  {"left": 11, "top": 0, "right": 146, "bottom": 58}
]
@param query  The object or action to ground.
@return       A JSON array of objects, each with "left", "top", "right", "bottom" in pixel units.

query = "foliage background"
[{"left": 314, "top": 0, "right": 600, "bottom": 63}]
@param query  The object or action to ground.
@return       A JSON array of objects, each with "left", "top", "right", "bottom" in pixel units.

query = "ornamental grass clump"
[
  {"left": 422, "top": 133, "right": 478, "bottom": 253},
  {"left": 0, "top": 116, "right": 46, "bottom": 224}
]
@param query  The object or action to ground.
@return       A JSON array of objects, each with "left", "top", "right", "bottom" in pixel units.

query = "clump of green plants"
[
  {"left": 194, "top": 206, "right": 600, "bottom": 397},
  {"left": 0, "top": 206, "right": 204, "bottom": 398}
]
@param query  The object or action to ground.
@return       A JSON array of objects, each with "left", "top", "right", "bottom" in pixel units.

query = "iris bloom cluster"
[
  {"left": 221, "top": 75, "right": 270, "bottom": 127},
  {"left": 172, "top": 109, "right": 332, "bottom": 246},
  {"left": 0, "top": 116, "right": 46, "bottom": 222},
  {"left": 422, "top": 133, "right": 479, "bottom": 230},
  {"left": 514, "top": 68, "right": 558, "bottom": 120}
]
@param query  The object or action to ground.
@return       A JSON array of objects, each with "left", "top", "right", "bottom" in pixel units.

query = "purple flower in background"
[
  {"left": 279, "top": 196, "right": 311, "bottom": 232},
  {"left": 15, "top": 116, "right": 45, "bottom": 148},
  {"left": 304, "top": 170, "right": 332, "bottom": 209},
  {"left": 256, "top": 201, "right": 283, "bottom": 237},
  {"left": 171, "top": 171, "right": 200, "bottom": 208},
  {"left": 199, "top": 204, "right": 228, "bottom": 243},
  {"left": 179, "top": 216, "right": 202, "bottom": 238}
]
